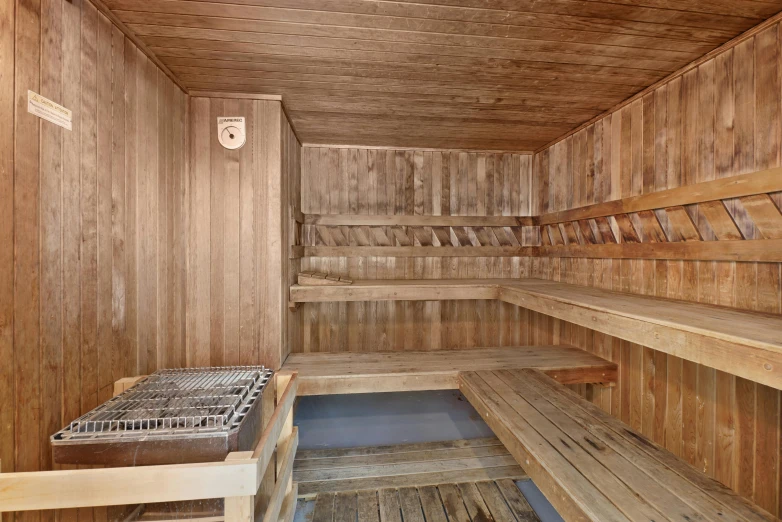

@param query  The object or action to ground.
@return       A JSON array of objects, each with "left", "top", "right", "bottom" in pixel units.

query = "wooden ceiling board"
[{"left": 103, "top": 0, "right": 782, "bottom": 150}]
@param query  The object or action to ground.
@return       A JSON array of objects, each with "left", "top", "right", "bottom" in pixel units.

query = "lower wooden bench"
[
  {"left": 281, "top": 346, "right": 617, "bottom": 395},
  {"left": 460, "top": 369, "right": 775, "bottom": 522}
]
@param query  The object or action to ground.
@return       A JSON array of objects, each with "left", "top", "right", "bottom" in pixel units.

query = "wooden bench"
[
  {"left": 281, "top": 346, "right": 616, "bottom": 395},
  {"left": 289, "top": 278, "right": 782, "bottom": 390},
  {"left": 460, "top": 369, "right": 776, "bottom": 522}
]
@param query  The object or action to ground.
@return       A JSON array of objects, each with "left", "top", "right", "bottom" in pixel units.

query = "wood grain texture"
[
  {"left": 91, "top": 0, "right": 782, "bottom": 151},
  {"left": 533, "top": 22, "right": 782, "bottom": 515},
  {"left": 460, "top": 369, "right": 776, "bottom": 522},
  {"left": 306, "top": 478, "right": 537, "bottom": 522},
  {"left": 282, "top": 345, "right": 616, "bottom": 395},
  {"left": 298, "top": 146, "right": 532, "bottom": 353},
  {"left": 2, "top": 2, "right": 187, "bottom": 522},
  {"left": 294, "top": 438, "right": 527, "bottom": 497},
  {"left": 187, "top": 97, "right": 301, "bottom": 370}
]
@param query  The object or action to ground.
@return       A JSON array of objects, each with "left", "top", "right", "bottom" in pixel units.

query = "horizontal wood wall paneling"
[
  {"left": 538, "top": 239, "right": 782, "bottom": 262},
  {"left": 305, "top": 214, "right": 534, "bottom": 227},
  {"left": 98, "top": 0, "right": 782, "bottom": 150},
  {"left": 303, "top": 247, "right": 537, "bottom": 258},
  {"left": 536, "top": 166, "right": 782, "bottom": 225}
]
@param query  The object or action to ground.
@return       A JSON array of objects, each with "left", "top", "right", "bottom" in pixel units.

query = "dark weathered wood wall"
[
  {"left": 533, "top": 21, "right": 782, "bottom": 517},
  {"left": 296, "top": 148, "right": 533, "bottom": 352},
  {"left": 0, "top": 1, "right": 187, "bottom": 521}
]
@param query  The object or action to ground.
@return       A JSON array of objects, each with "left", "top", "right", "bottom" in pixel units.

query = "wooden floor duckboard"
[
  {"left": 460, "top": 369, "right": 776, "bottom": 522},
  {"left": 294, "top": 437, "right": 527, "bottom": 497},
  {"left": 281, "top": 346, "right": 617, "bottom": 396},
  {"left": 305, "top": 479, "right": 540, "bottom": 522}
]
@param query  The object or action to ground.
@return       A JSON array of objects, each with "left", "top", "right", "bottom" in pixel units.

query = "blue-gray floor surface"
[{"left": 292, "top": 390, "right": 563, "bottom": 522}]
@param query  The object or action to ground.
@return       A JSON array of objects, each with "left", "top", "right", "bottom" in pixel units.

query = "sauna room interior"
[{"left": 4, "top": 0, "right": 782, "bottom": 521}]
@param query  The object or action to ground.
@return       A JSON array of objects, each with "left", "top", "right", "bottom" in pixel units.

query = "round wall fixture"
[{"left": 217, "top": 116, "right": 246, "bottom": 149}]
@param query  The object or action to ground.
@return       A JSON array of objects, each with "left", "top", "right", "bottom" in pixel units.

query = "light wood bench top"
[
  {"left": 281, "top": 346, "right": 617, "bottom": 395},
  {"left": 290, "top": 278, "right": 782, "bottom": 390},
  {"left": 460, "top": 369, "right": 776, "bottom": 522}
]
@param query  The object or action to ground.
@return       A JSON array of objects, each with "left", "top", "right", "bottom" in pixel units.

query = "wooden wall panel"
[
  {"left": 297, "top": 147, "right": 533, "bottom": 353},
  {"left": 534, "top": 21, "right": 782, "bottom": 516},
  {"left": 0, "top": 2, "right": 187, "bottom": 521},
  {"left": 186, "top": 97, "right": 301, "bottom": 370}
]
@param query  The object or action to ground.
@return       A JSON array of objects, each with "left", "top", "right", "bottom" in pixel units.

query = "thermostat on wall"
[{"left": 217, "top": 117, "right": 246, "bottom": 149}]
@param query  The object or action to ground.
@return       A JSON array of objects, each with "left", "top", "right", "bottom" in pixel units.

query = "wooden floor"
[
  {"left": 460, "top": 369, "right": 775, "bottom": 522},
  {"left": 294, "top": 437, "right": 527, "bottom": 497},
  {"left": 305, "top": 480, "right": 540, "bottom": 522},
  {"left": 281, "top": 346, "right": 617, "bottom": 395}
]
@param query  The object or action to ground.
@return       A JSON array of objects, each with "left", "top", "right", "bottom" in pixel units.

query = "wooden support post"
[
  {"left": 224, "top": 451, "right": 255, "bottom": 522},
  {"left": 275, "top": 372, "right": 295, "bottom": 497},
  {"left": 224, "top": 495, "right": 254, "bottom": 522},
  {"left": 279, "top": 483, "right": 298, "bottom": 522}
]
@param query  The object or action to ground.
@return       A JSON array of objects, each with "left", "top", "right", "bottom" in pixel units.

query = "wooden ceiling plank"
[
  {"left": 108, "top": 2, "right": 724, "bottom": 51},
  {"left": 145, "top": 37, "right": 672, "bottom": 82},
  {"left": 177, "top": 75, "right": 631, "bottom": 106},
  {"left": 167, "top": 65, "right": 641, "bottom": 98},
  {"left": 160, "top": 54, "right": 655, "bottom": 88},
  {"left": 383, "top": 0, "right": 775, "bottom": 25},
  {"left": 123, "top": 0, "right": 769, "bottom": 32},
  {"left": 129, "top": 24, "right": 682, "bottom": 71}
]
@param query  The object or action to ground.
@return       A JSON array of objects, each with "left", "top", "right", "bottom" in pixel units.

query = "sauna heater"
[{"left": 51, "top": 366, "right": 273, "bottom": 466}]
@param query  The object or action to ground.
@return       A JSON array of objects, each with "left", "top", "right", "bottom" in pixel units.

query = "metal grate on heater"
[{"left": 52, "top": 366, "right": 273, "bottom": 442}]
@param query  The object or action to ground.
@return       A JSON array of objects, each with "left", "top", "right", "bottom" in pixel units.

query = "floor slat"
[{"left": 295, "top": 438, "right": 526, "bottom": 496}]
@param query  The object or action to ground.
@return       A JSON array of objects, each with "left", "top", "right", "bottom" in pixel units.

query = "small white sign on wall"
[{"left": 27, "top": 90, "right": 72, "bottom": 130}]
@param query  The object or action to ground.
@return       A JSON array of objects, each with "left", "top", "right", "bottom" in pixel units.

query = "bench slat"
[
  {"left": 460, "top": 371, "right": 629, "bottom": 522},
  {"left": 521, "top": 370, "right": 776, "bottom": 522},
  {"left": 282, "top": 346, "right": 616, "bottom": 395},
  {"left": 476, "top": 371, "right": 668, "bottom": 521},
  {"left": 498, "top": 370, "right": 725, "bottom": 522},
  {"left": 460, "top": 369, "right": 777, "bottom": 522}
]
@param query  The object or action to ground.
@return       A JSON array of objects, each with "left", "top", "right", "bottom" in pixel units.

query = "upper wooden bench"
[
  {"left": 281, "top": 346, "right": 616, "bottom": 396},
  {"left": 461, "top": 368, "right": 776, "bottom": 522},
  {"left": 290, "top": 278, "right": 782, "bottom": 390}
]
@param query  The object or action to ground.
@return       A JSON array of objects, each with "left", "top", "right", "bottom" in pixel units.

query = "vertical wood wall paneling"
[
  {"left": 0, "top": 2, "right": 14, "bottom": 522},
  {"left": 1, "top": 3, "right": 188, "bottom": 522},
  {"left": 187, "top": 97, "right": 300, "bottom": 370},
  {"left": 534, "top": 19, "right": 782, "bottom": 516},
  {"left": 299, "top": 147, "right": 533, "bottom": 353}
]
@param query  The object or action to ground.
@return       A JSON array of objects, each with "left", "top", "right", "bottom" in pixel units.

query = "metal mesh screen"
[{"left": 53, "top": 366, "right": 272, "bottom": 442}]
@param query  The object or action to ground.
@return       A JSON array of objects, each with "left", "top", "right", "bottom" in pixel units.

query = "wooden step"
[
  {"left": 281, "top": 345, "right": 617, "bottom": 395},
  {"left": 289, "top": 278, "right": 782, "bottom": 390},
  {"left": 294, "top": 437, "right": 527, "bottom": 498}
]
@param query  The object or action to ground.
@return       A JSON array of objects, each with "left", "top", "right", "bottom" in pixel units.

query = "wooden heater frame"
[{"left": 0, "top": 372, "right": 299, "bottom": 522}]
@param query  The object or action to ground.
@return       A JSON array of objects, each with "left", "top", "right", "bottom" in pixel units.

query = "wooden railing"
[
  {"left": 297, "top": 166, "right": 782, "bottom": 261},
  {"left": 0, "top": 373, "right": 299, "bottom": 522}
]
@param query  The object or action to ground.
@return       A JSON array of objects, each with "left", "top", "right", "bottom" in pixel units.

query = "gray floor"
[
  {"left": 295, "top": 390, "right": 493, "bottom": 450},
  {"left": 293, "top": 390, "right": 563, "bottom": 522}
]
